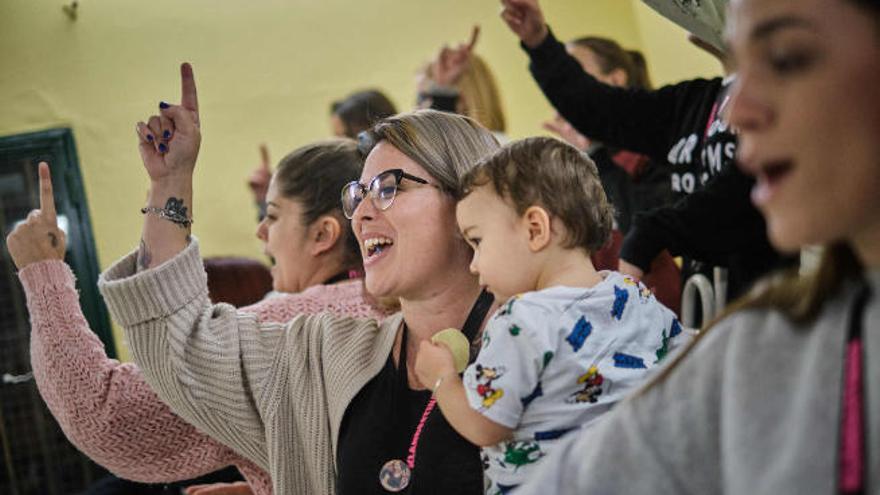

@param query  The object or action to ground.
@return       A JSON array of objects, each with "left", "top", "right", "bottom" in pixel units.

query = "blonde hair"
[
  {"left": 456, "top": 55, "right": 507, "bottom": 134},
  {"left": 359, "top": 109, "right": 501, "bottom": 198},
  {"left": 421, "top": 54, "right": 507, "bottom": 134}
]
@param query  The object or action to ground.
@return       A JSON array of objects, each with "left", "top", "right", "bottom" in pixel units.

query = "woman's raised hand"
[
  {"left": 135, "top": 63, "right": 201, "bottom": 185},
  {"left": 6, "top": 162, "right": 67, "bottom": 269},
  {"left": 430, "top": 25, "right": 480, "bottom": 88},
  {"left": 499, "top": 0, "right": 548, "bottom": 49},
  {"left": 247, "top": 144, "right": 272, "bottom": 205},
  {"left": 542, "top": 114, "right": 591, "bottom": 151}
]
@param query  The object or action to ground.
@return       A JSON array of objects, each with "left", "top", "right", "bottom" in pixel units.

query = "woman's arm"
[
  {"left": 98, "top": 239, "right": 290, "bottom": 470},
  {"left": 135, "top": 62, "right": 200, "bottom": 270},
  {"left": 619, "top": 165, "right": 778, "bottom": 274},
  {"left": 6, "top": 165, "right": 271, "bottom": 490},
  {"left": 22, "top": 260, "right": 250, "bottom": 482},
  {"left": 501, "top": 0, "right": 715, "bottom": 159}
]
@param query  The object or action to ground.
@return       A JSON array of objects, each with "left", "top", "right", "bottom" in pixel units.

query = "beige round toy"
[{"left": 431, "top": 328, "right": 471, "bottom": 373}]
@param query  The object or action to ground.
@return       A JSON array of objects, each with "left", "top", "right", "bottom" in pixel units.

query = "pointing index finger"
[
  {"left": 467, "top": 25, "right": 480, "bottom": 51},
  {"left": 259, "top": 144, "right": 271, "bottom": 169},
  {"left": 180, "top": 62, "right": 199, "bottom": 113},
  {"left": 38, "top": 162, "right": 57, "bottom": 222}
]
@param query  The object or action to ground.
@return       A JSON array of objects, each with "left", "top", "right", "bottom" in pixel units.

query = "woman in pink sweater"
[{"left": 13, "top": 140, "right": 389, "bottom": 495}]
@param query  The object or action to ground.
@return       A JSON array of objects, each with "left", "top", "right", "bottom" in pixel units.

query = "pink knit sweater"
[{"left": 20, "top": 260, "right": 386, "bottom": 495}]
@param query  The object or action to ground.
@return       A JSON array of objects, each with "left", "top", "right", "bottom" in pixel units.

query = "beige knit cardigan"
[{"left": 98, "top": 240, "right": 402, "bottom": 495}]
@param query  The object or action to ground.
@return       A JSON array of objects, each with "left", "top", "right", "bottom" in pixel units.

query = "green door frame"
[{"left": 0, "top": 128, "right": 115, "bottom": 357}]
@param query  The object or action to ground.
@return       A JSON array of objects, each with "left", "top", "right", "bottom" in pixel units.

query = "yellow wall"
[
  {"left": 0, "top": 0, "right": 720, "bottom": 360},
  {"left": 629, "top": 1, "right": 724, "bottom": 84}
]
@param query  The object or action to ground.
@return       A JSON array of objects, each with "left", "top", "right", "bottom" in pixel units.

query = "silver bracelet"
[{"left": 141, "top": 197, "right": 193, "bottom": 228}]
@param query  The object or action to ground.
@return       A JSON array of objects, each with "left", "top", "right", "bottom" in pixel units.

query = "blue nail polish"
[
  {"left": 163, "top": 130, "right": 171, "bottom": 139},
  {"left": 147, "top": 134, "right": 154, "bottom": 142},
  {"left": 158, "top": 143, "right": 168, "bottom": 153},
  {"left": 159, "top": 101, "right": 170, "bottom": 109}
]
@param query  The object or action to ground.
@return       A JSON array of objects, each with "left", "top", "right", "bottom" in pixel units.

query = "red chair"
[{"left": 204, "top": 257, "right": 273, "bottom": 308}]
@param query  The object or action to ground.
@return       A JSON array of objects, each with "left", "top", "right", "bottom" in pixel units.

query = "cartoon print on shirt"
[
  {"left": 495, "top": 296, "right": 520, "bottom": 319},
  {"left": 611, "top": 286, "right": 629, "bottom": 320},
  {"left": 655, "top": 328, "right": 673, "bottom": 363},
  {"left": 568, "top": 365, "right": 607, "bottom": 404},
  {"left": 498, "top": 441, "right": 543, "bottom": 471},
  {"left": 565, "top": 316, "right": 593, "bottom": 351},
  {"left": 521, "top": 382, "right": 543, "bottom": 408},
  {"left": 542, "top": 351, "right": 554, "bottom": 370},
  {"left": 656, "top": 318, "right": 684, "bottom": 362},
  {"left": 474, "top": 364, "right": 506, "bottom": 409},
  {"left": 639, "top": 284, "right": 654, "bottom": 303},
  {"left": 669, "top": 318, "right": 683, "bottom": 338},
  {"left": 613, "top": 351, "right": 647, "bottom": 369}
]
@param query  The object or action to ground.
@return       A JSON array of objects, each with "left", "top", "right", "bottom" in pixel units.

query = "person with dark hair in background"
[
  {"left": 500, "top": 0, "right": 792, "bottom": 308},
  {"left": 247, "top": 90, "right": 398, "bottom": 219},
  {"left": 330, "top": 89, "right": 398, "bottom": 139},
  {"left": 544, "top": 35, "right": 673, "bottom": 234}
]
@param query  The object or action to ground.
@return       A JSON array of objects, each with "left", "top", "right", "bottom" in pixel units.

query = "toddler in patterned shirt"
[{"left": 414, "top": 136, "right": 689, "bottom": 494}]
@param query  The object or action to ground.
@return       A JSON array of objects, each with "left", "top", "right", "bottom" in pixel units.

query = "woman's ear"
[
  {"left": 523, "top": 206, "right": 552, "bottom": 252},
  {"left": 310, "top": 215, "right": 342, "bottom": 257}
]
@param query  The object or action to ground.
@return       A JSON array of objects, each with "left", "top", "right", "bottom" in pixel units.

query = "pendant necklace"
[{"left": 378, "top": 289, "right": 493, "bottom": 492}]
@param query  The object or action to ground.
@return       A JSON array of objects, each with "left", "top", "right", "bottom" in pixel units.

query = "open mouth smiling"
[{"left": 363, "top": 236, "right": 394, "bottom": 261}]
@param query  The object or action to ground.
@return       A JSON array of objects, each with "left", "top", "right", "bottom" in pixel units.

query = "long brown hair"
[{"left": 274, "top": 139, "right": 364, "bottom": 270}]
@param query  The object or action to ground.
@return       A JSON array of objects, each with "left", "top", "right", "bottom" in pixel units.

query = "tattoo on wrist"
[
  {"left": 137, "top": 238, "right": 152, "bottom": 272},
  {"left": 141, "top": 197, "right": 193, "bottom": 228}
]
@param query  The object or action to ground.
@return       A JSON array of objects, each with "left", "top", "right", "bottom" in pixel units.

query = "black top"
[
  {"left": 524, "top": 29, "right": 790, "bottom": 299},
  {"left": 590, "top": 145, "right": 637, "bottom": 234},
  {"left": 337, "top": 291, "right": 493, "bottom": 494},
  {"left": 622, "top": 164, "right": 794, "bottom": 298},
  {"left": 336, "top": 331, "right": 484, "bottom": 495},
  {"left": 525, "top": 29, "right": 731, "bottom": 197},
  {"left": 589, "top": 145, "right": 674, "bottom": 235}
]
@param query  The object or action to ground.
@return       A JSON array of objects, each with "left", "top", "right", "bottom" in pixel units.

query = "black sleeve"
[
  {"left": 524, "top": 29, "right": 719, "bottom": 161},
  {"left": 428, "top": 93, "right": 459, "bottom": 113},
  {"left": 619, "top": 165, "right": 769, "bottom": 272}
]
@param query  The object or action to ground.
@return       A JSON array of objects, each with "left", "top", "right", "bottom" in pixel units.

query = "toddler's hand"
[{"left": 414, "top": 340, "right": 456, "bottom": 391}]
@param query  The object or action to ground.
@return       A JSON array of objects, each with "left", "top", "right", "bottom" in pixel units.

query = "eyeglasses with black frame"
[{"left": 341, "top": 168, "right": 438, "bottom": 219}]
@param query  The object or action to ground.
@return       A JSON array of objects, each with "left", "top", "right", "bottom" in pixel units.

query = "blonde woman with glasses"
[{"left": 83, "top": 64, "right": 503, "bottom": 495}]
